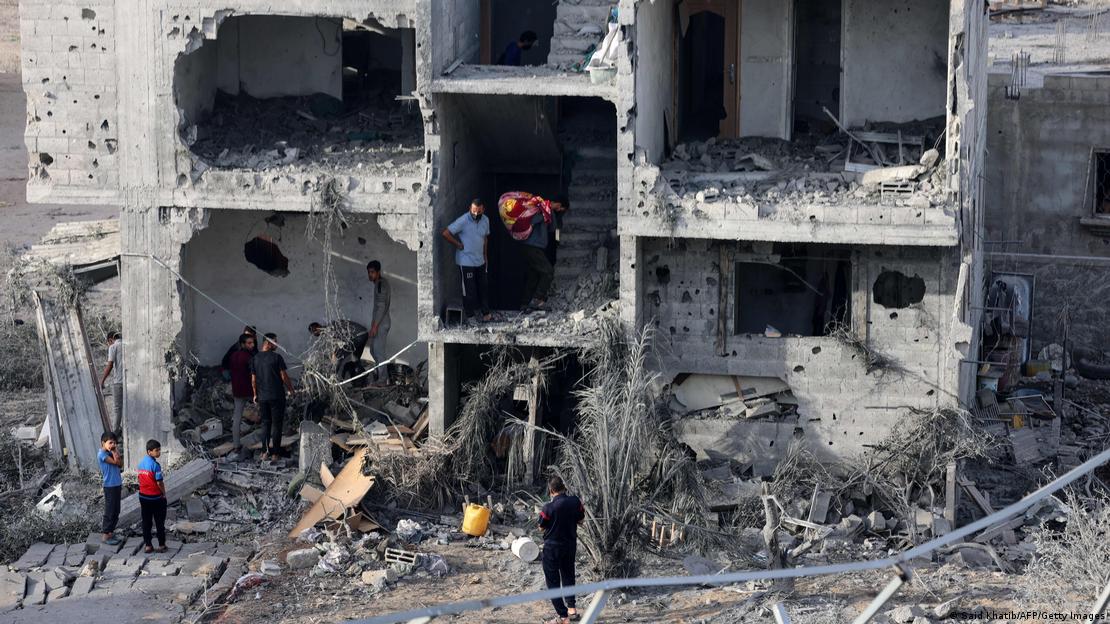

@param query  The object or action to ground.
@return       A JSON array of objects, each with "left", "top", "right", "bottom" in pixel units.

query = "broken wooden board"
[
  {"left": 32, "top": 292, "right": 109, "bottom": 469},
  {"left": 412, "top": 409, "right": 429, "bottom": 440},
  {"left": 289, "top": 448, "right": 374, "bottom": 538},
  {"left": 25, "top": 219, "right": 120, "bottom": 269},
  {"left": 320, "top": 463, "right": 335, "bottom": 488}
]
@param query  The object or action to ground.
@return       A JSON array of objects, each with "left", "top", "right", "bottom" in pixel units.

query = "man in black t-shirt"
[
  {"left": 250, "top": 333, "right": 294, "bottom": 460},
  {"left": 538, "top": 476, "right": 585, "bottom": 623}
]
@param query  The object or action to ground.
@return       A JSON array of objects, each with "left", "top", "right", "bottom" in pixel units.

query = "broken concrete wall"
[
  {"left": 986, "top": 73, "right": 1110, "bottom": 349},
  {"left": 175, "top": 16, "right": 343, "bottom": 124},
  {"left": 421, "top": 93, "right": 486, "bottom": 333},
  {"left": 951, "top": 0, "right": 989, "bottom": 406},
  {"left": 181, "top": 210, "right": 423, "bottom": 367},
  {"left": 120, "top": 207, "right": 209, "bottom": 471},
  {"left": 640, "top": 238, "right": 966, "bottom": 459},
  {"left": 841, "top": 0, "right": 948, "bottom": 127},
  {"left": 216, "top": 16, "right": 343, "bottom": 100},
  {"left": 20, "top": 0, "right": 120, "bottom": 203},
  {"left": 159, "top": 5, "right": 427, "bottom": 241}
]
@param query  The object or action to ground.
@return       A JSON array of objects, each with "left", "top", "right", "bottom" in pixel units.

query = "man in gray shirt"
[
  {"left": 366, "top": 260, "right": 391, "bottom": 385},
  {"left": 99, "top": 332, "right": 124, "bottom": 433},
  {"left": 442, "top": 198, "right": 492, "bottom": 322}
]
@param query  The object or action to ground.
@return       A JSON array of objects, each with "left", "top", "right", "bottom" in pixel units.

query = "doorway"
[
  {"left": 675, "top": 0, "right": 740, "bottom": 141},
  {"left": 793, "top": 0, "right": 842, "bottom": 133}
]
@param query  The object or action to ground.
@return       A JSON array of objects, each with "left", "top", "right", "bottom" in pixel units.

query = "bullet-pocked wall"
[
  {"left": 181, "top": 210, "right": 424, "bottom": 370},
  {"left": 167, "top": 11, "right": 427, "bottom": 214},
  {"left": 986, "top": 74, "right": 1110, "bottom": 350},
  {"left": 639, "top": 237, "right": 967, "bottom": 461}
]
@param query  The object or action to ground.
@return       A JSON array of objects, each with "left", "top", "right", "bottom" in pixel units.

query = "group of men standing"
[
  {"left": 219, "top": 260, "right": 393, "bottom": 459},
  {"left": 441, "top": 192, "right": 566, "bottom": 321}
]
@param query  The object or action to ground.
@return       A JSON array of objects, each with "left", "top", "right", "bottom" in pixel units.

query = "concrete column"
[
  {"left": 619, "top": 235, "right": 641, "bottom": 331},
  {"left": 401, "top": 28, "right": 417, "bottom": 96},
  {"left": 426, "top": 341, "right": 459, "bottom": 439},
  {"left": 120, "top": 206, "right": 207, "bottom": 470}
]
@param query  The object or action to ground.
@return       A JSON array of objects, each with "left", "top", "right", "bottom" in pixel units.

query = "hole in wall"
[
  {"left": 811, "top": 346, "right": 821, "bottom": 355},
  {"left": 655, "top": 266, "right": 671, "bottom": 285},
  {"left": 889, "top": 312, "right": 899, "bottom": 320},
  {"left": 38, "top": 153, "right": 54, "bottom": 165},
  {"left": 243, "top": 236, "right": 290, "bottom": 277},
  {"left": 872, "top": 270, "right": 926, "bottom": 309},
  {"left": 793, "top": 365, "right": 804, "bottom": 373}
]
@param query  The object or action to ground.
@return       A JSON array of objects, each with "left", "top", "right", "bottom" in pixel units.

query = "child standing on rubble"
[
  {"left": 137, "top": 439, "right": 168, "bottom": 553},
  {"left": 98, "top": 432, "right": 123, "bottom": 546}
]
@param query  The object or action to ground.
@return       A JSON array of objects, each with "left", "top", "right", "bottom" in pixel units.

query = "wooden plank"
[
  {"left": 74, "top": 304, "right": 110, "bottom": 432},
  {"left": 412, "top": 409, "right": 430, "bottom": 440},
  {"left": 944, "top": 461, "right": 958, "bottom": 526},
  {"left": 320, "top": 463, "right": 334, "bottom": 488},
  {"left": 289, "top": 448, "right": 374, "bottom": 537}
]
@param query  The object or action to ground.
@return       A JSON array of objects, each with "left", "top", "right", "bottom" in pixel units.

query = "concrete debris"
[
  {"left": 187, "top": 92, "right": 423, "bottom": 177},
  {"left": 285, "top": 548, "right": 321, "bottom": 570}
]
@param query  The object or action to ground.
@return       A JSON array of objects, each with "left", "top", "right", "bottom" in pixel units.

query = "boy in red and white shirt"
[{"left": 137, "top": 439, "right": 168, "bottom": 553}]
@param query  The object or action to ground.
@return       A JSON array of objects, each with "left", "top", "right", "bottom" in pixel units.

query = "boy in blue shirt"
[
  {"left": 97, "top": 432, "right": 123, "bottom": 545},
  {"left": 136, "top": 439, "right": 168, "bottom": 553}
]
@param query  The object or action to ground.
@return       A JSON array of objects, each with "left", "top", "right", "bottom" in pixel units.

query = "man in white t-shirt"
[{"left": 99, "top": 332, "right": 124, "bottom": 433}]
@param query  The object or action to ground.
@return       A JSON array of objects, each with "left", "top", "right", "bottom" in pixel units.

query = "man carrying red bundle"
[{"left": 497, "top": 191, "right": 567, "bottom": 311}]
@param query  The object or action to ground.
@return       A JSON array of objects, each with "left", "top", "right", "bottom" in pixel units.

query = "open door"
[
  {"left": 739, "top": 0, "right": 793, "bottom": 139},
  {"left": 675, "top": 0, "right": 741, "bottom": 141}
]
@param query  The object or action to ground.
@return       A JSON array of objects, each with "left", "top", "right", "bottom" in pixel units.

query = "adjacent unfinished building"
[{"left": 20, "top": 0, "right": 988, "bottom": 469}]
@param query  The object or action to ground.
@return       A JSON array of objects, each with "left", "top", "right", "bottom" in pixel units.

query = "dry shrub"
[
  {"left": 841, "top": 408, "right": 994, "bottom": 522},
  {"left": 0, "top": 322, "right": 43, "bottom": 391},
  {"left": 556, "top": 320, "right": 706, "bottom": 577},
  {"left": 1018, "top": 491, "right": 1110, "bottom": 610}
]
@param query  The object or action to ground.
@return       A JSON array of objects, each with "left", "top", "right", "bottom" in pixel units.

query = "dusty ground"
[{"left": 215, "top": 529, "right": 1028, "bottom": 624}]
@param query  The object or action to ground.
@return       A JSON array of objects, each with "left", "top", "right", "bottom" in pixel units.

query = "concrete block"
[
  {"left": 285, "top": 547, "right": 320, "bottom": 570},
  {"left": 0, "top": 571, "right": 26, "bottom": 612},
  {"left": 13, "top": 542, "right": 56, "bottom": 571}
]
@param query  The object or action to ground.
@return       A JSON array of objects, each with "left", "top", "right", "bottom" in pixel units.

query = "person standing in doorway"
[
  {"left": 497, "top": 30, "right": 539, "bottom": 66},
  {"left": 99, "top": 332, "right": 124, "bottom": 433},
  {"left": 227, "top": 333, "right": 256, "bottom": 452},
  {"left": 497, "top": 192, "right": 566, "bottom": 311},
  {"left": 250, "top": 333, "right": 294, "bottom": 459},
  {"left": 366, "top": 261, "right": 392, "bottom": 385},
  {"left": 539, "top": 476, "right": 585, "bottom": 624},
  {"left": 137, "top": 439, "right": 168, "bottom": 554},
  {"left": 442, "top": 198, "right": 492, "bottom": 323}
]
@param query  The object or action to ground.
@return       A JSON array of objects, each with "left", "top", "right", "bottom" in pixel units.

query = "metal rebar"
[
  {"left": 580, "top": 590, "right": 610, "bottom": 624},
  {"left": 1092, "top": 580, "right": 1110, "bottom": 617},
  {"left": 772, "top": 602, "right": 791, "bottom": 624},
  {"left": 850, "top": 567, "right": 911, "bottom": 624}
]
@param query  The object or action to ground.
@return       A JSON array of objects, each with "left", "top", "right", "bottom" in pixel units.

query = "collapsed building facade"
[{"left": 19, "top": 0, "right": 988, "bottom": 470}]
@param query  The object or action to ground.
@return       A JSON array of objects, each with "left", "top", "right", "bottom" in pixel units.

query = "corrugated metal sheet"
[{"left": 33, "top": 292, "right": 110, "bottom": 468}]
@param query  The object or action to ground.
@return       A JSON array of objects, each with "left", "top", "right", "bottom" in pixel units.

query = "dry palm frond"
[{"left": 555, "top": 319, "right": 707, "bottom": 577}]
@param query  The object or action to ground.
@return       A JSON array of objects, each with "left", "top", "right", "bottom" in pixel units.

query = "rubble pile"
[
  {"left": 658, "top": 122, "right": 949, "bottom": 216},
  {"left": 184, "top": 91, "right": 424, "bottom": 175}
]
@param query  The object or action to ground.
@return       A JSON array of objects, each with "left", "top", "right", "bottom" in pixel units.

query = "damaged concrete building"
[{"left": 19, "top": 0, "right": 988, "bottom": 470}]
